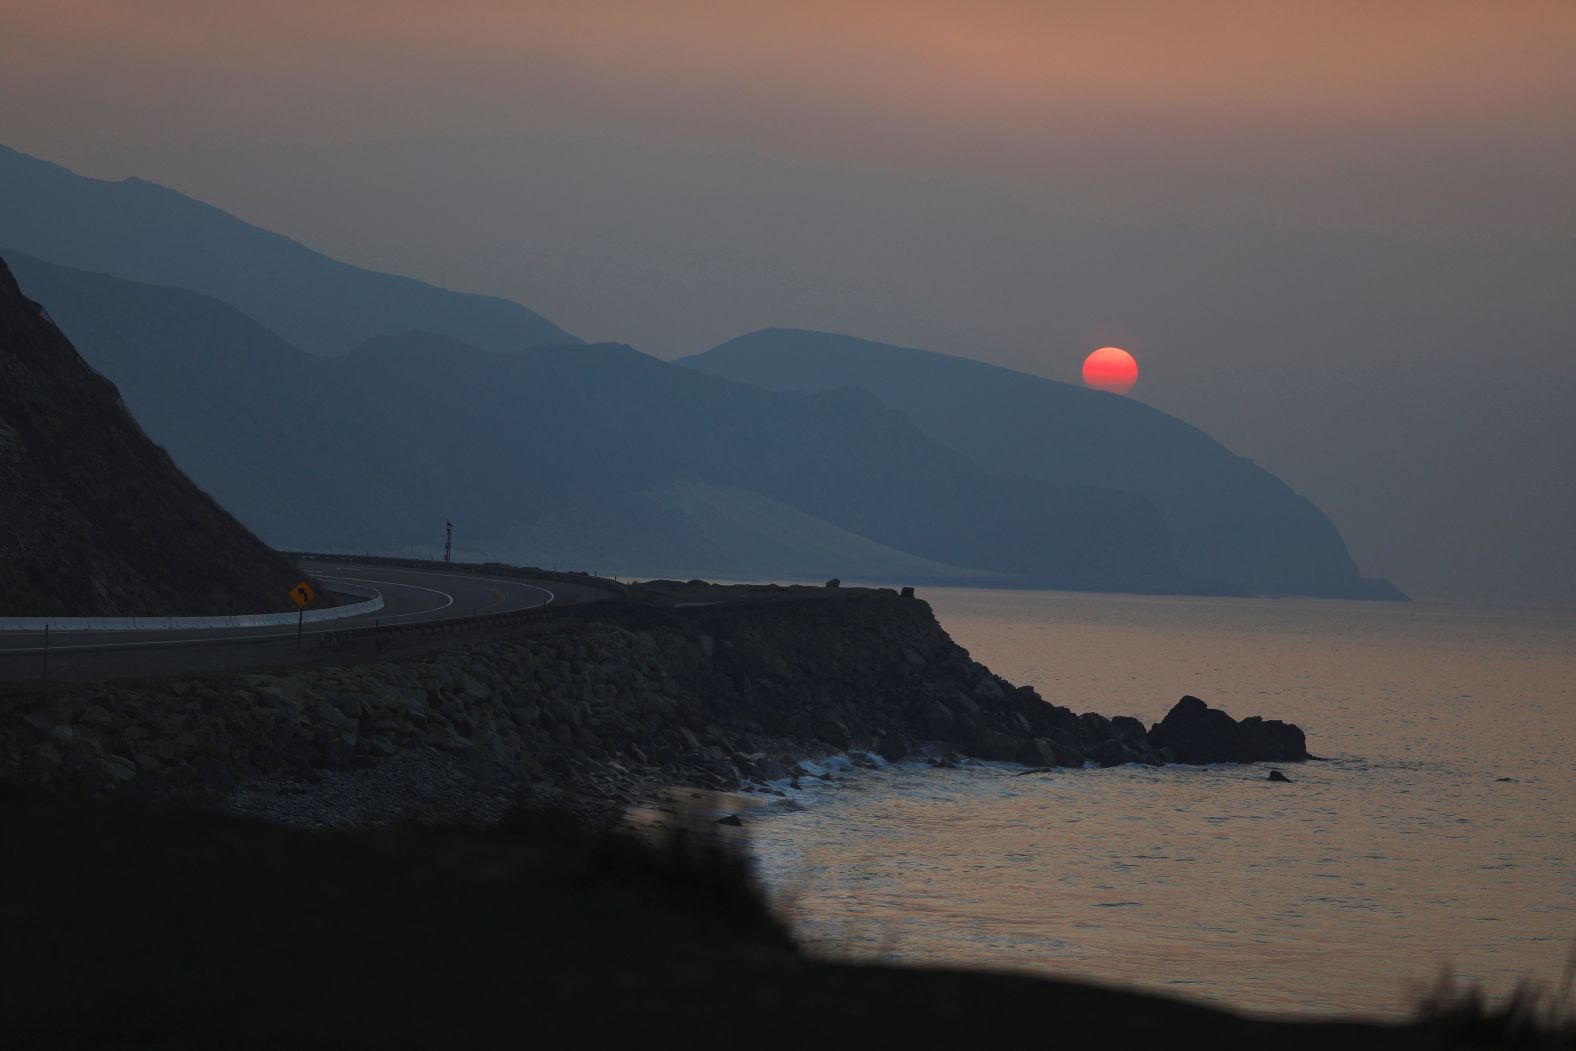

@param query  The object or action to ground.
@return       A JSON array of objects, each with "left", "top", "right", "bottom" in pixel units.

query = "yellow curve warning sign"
[{"left": 289, "top": 580, "right": 317, "bottom": 609}]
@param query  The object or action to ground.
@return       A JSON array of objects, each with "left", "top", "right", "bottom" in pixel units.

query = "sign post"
[{"left": 289, "top": 580, "right": 318, "bottom": 649}]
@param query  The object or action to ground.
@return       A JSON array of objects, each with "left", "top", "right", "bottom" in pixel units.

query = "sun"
[{"left": 1083, "top": 346, "right": 1138, "bottom": 394}]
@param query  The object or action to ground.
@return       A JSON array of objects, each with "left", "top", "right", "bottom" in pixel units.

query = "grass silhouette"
[{"left": 1, "top": 790, "right": 1570, "bottom": 1049}]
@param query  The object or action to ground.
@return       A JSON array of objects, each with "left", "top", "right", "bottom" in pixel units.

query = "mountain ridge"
[
  {"left": 2, "top": 144, "right": 1397, "bottom": 600},
  {"left": 0, "top": 144, "right": 579, "bottom": 355},
  {"left": 683, "top": 327, "right": 1403, "bottom": 600},
  {"left": 7, "top": 254, "right": 1199, "bottom": 593}
]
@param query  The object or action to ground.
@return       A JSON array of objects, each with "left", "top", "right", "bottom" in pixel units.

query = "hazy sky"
[{"left": 3, "top": 1, "right": 1573, "bottom": 602}]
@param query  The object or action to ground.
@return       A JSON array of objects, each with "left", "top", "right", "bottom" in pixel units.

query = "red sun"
[{"left": 1082, "top": 346, "right": 1138, "bottom": 394}]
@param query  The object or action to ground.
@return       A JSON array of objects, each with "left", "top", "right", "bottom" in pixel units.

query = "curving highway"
[{"left": 0, "top": 562, "right": 597, "bottom": 682}]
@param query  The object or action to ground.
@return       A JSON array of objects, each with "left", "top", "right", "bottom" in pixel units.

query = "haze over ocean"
[
  {"left": 3, "top": 2, "right": 1572, "bottom": 604},
  {"left": 749, "top": 587, "right": 1576, "bottom": 1017}
]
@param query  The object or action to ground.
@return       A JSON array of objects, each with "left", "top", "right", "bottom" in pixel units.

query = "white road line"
[
  {"left": 0, "top": 570, "right": 557, "bottom": 656},
  {"left": 316, "top": 576, "right": 455, "bottom": 621},
  {"left": 316, "top": 566, "right": 555, "bottom": 614}
]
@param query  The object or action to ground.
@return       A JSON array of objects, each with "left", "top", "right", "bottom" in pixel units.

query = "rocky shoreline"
[
  {"left": 0, "top": 585, "right": 1308, "bottom": 824},
  {"left": 17, "top": 585, "right": 1564, "bottom": 1050}
]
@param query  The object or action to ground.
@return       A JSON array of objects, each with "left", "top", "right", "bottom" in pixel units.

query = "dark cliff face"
[{"left": 0, "top": 255, "right": 301, "bottom": 616}]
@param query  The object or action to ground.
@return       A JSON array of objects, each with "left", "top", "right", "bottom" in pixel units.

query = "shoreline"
[
  {"left": 2, "top": 584, "right": 1569, "bottom": 1046},
  {"left": 0, "top": 584, "right": 1308, "bottom": 827}
]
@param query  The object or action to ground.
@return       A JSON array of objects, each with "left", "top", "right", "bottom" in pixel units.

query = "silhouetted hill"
[
  {"left": 7, "top": 255, "right": 1193, "bottom": 591},
  {"left": 7, "top": 798, "right": 1533, "bottom": 1049},
  {"left": 684, "top": 329, "right": 1404, "bottom": 599},
  {"left": 0, "top": 144, "right": 579, "bottom": 355},
  {"left": 0, "top": 255, "right": 301, "bottom": 616}
]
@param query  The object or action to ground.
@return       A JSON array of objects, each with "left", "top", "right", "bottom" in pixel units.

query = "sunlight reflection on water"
[{"left": 746, "top": 590, "right": 1576, "bottom": 1018}]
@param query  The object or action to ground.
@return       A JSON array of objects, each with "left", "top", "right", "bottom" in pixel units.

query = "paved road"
[{"left": 0, "top": 562, "right": 591, "bottom": 682}]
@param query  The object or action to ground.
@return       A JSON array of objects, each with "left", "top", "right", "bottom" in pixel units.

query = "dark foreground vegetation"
[{"left": 1, "top": 794, "right": 1568, "bottom": 1049}]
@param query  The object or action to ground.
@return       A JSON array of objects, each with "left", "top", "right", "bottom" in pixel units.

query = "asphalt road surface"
[{"left": 0, "top": 562, "right": 598, "bottom": 683}]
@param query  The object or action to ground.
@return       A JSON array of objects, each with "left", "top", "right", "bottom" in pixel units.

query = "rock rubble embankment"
[{"left": 0, "top": 589, "right": 1306, "bottom": 823}]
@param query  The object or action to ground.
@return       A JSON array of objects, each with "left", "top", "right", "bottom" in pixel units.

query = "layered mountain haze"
[
  {"left": 8, "top": 255, "right": 1183, "bottom": 590},
  {"left": 0, "top": 257, "right": 301, "bottom": 617},
  {"left": 0, "top": 145, "right": 579, "bottom": 355},
  {"left": 2, "top": 148, "right": 1393, "bottom": 598},
  {"left": 684, "top": 329, "right": 1401, "bottom": 599}
]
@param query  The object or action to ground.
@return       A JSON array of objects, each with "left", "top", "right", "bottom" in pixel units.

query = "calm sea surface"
[{"left": 744, "top": 589, "right": 1576, "bottom": 1018}]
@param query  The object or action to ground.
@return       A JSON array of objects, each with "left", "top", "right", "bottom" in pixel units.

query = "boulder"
[
  {"left": 1015, "top": 738, "right": 1058, "bottom": 768},
  {"left": 1147, "top": 695, "right": 1241, "bottom": 763},
  {"left": 1076, "top": 712, "right": 1113, "bottom": 742},
  {"left": 1267, "top": 769, "right": 1293, "bottom": 783},
  {"left": 327, "top": 694, "right": 364, "bottom": 720},
  {"left": 815, "top": 716, "right": 851, "bottom": 749},
  {"left": 1053, "top": 743, "right": 1086, "bottom": 768},
  {"left": 1148, "top": 696, "right": 1309, "bottom": 764},
  {"left": 918, "top": 699, "right": 956, "bottom": 740},
  {"left": 99, "top": 755, "right": 136, "bottom": 783},
  {"left": 1234, "top": 716, "right": 1308, "bottom": 763},
  {"left": 966, "top": 729, "right": 1023, "bottom": 763},
  {"left": 1092, "top": 739, "right": 1132, "bottom": 768},
  {"left": 877, "top": 734, "right": 909, "bottom": 763},
  {"left": 973, "top": 677, "right": 1006, "bottom": 703},
  {"left": 1110, "top": 715, "right": 1147, "bottom": 741},
  {"left": 949, "top": 690, "right": 982, "bottom": 723}
]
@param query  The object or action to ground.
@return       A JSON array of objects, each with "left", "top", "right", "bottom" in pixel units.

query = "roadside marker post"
[{"left": 289, "top": 580, "right": 318, "bottom": 649}]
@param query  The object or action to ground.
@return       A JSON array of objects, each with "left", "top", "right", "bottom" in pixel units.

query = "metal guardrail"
[
  {"left": 286, "top": 551, "right": 632, "bottom": 650},
  {"left": 0, "top": 582, "right": 384, "bottom": 634}
]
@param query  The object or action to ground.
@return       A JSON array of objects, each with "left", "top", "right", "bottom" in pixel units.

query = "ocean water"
[{"left": 745, "top": 589, "right": 1576, "bottom": 1018}]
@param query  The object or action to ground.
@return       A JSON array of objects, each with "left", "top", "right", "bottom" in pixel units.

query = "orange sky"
[
  {"left": 1, "top": 1, "right": 1574, "bottom": 601},
  {"left": 6, "top": 1, "right": 1573, "bottom": 241},
  {"left": 9, "top": 2, "right": 1573, "bottom": 123},
  {"left": 5, "top": 2, "right": 1573, "bottom": 174}
]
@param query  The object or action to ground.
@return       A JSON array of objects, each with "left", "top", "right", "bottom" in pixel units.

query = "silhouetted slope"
[
  {"left": 0, "top": 144, "right": 579, "bottom": 354},
  {"left": 0, "top": 256, "right": 300, "bottom": 616},
  {"left": 684, "top": 329, "right": 1404, "bottom": 599},
  {"left": 3, "top": 798, "right": 1509, "bottom": 1049},
  {"left": 1, "top": 253, "right": 372, "bottom": 545},
  {"left": 8, "top": 256, "right": 1189, "bottom": 590}
]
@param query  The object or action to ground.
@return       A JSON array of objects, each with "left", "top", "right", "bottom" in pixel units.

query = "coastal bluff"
[
  {"left": 0, "top": 582, "right": 1306, "bottom": 819},
  {"left": 0, "top": 253, "right": 300, "bottom": 617}
]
